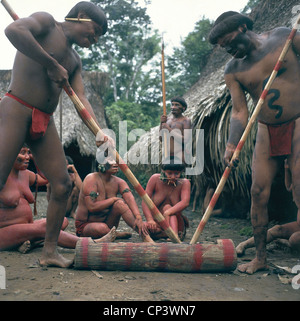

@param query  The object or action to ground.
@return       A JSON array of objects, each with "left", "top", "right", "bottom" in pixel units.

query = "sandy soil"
[{"left": 0, "top": 192, "right": 299, "bottom": 303}]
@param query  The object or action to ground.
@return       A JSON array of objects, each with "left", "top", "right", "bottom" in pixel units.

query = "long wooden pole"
[
  {"left": 161, "top": 37, "right": 168, "bottom": 158},
  {"left": 190, "top": 13, "right": 300, "bottom": 245},
  {"left": 2, "top": 0, "right": 181, "bottom": 244}
]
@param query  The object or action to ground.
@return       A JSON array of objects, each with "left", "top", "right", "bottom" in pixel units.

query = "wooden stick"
[
  {"left": 63, "top": 85, "right": 181, "bottom": 244},
  {"left": 161, "top": 37, "right": 168, "bottom": 158},
  {"left": 190, "top": 14, "right": 300, "bottom": 245},
  {"left": 1, "top": 0, "right": 19, "bottom": 20},
  {"left": 2, "top": 0, "right": 181, "bottom": 244}
]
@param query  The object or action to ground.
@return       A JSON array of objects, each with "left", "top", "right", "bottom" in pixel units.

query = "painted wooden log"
[{"left": 74, "top": 238, "right": 237, "bottom": 273}]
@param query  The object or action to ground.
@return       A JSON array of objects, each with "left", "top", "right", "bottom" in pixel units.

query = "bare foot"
[
  {"left": 94, "top": 227, "right": 117, "bottom": 243},
  {"left": 237, "top": 257, "right": 268, "bottom": 274},
  {"left": 18, "top": 240, "right": 44, "bottom": 254},
  {"left": 18, "top": 240, "right": 32, "bottom": 254},
  {"left": 39, "top": 251, "right": 74, "bottom": 268},
  {"left": 236, "top": 242, "right": 247, "bottom": 257}
]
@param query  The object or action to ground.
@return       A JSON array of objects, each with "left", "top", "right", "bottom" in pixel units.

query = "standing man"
[
  {"left": 0, "top": 2, "right": 108, "bottom": 267},
  {"left": 208, "top": 11, "right": 300, "bottom": 274},
  {"left": 160, "top": 97, "right": 192, "bottom": 164}
]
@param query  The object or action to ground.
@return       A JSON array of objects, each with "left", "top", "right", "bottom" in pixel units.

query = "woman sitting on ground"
[{"left": 0, "top": 145, "right": 116, "bottom": 255}]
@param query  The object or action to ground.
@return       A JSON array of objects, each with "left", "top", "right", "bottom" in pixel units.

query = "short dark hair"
[
  {"left": 208, "top": 11, "right": 253, "bottom": 45},
  {"left": 171, "top": 96, "right": 187, "bottom": 111},
  {"left": 65, "top": 1, "right": 107, "bottom": 35},
  {"left": 161, "top": 156, "right": 185, "bottom": 172}
]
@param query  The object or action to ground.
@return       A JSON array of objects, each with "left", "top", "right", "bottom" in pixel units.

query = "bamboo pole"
[
  {"left": 2, "top": 0, "right": 181, "bottom": 244},
  {"left": 190, "top": 13, "right": 300, "bottom": 245},
  {"left": 161, "top": 37, "right": 168, "bottom": 158}
]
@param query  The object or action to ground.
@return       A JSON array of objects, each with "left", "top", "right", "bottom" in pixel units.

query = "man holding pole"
[
  {"left": 160, "top": 97, "right": 192, "bottom": 164},
  {"left": 208, "top": 11, "right": 300, "bottom": 274},
  {"left": 0, "top": 1, "right": 109, "bottom": 267}
]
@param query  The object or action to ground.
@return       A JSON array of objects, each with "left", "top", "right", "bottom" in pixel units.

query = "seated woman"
[
  {"left": 0, "top": 145, "right": 116, "bottom": 256},
  {"left": 142, "top": 157, "right": 191, "bottom": 241}
]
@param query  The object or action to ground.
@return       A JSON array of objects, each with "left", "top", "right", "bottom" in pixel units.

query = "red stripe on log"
[
  {"left": 222, "top": 239, "right": 236, "bottom": 269},
  {"left": 158, "top": 243, "right": 169, "bottom": 270},
  {"left": 100, "top": 243, "right": 109, "bottom": 269},
  {"left": 192, "top": 244, "right": 203, "bottom": 271},
  {"left": 124, "top": 243, "right": 133, "bottom": 269},
  {"left": 81, "top": 238, "right": 89, "bottom": 268}
]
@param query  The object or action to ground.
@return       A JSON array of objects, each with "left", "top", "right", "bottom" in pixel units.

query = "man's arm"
[
  {"left": 5, "top": 12, "right": 68, "bottom": 87},
  {"left": 224, "top": 72, "right": 249, "bottom": 165},
  {"left": 82, "top": 175, "right": 119, "bottom": 213},
  {"left": 119, "top": 180, "right": 141, "bottom": 219}
]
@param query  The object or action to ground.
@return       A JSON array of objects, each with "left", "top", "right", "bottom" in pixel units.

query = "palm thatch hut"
[
  {"left": 126, "top": 0, "right": 298, "bottom": 221},
  {"left": 0, "top": 69, "right": 110, "bottom": 180}
]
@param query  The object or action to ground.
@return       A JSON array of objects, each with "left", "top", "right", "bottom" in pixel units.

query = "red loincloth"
[
  {"left": 5, "top": 92, "right": 53, "bottom": 140},
  {"left": 259, "top": 119, "right": 295, "bottom": 157},
  {"left": 75, "top": 220, "right": 90, "bottom": 237}
]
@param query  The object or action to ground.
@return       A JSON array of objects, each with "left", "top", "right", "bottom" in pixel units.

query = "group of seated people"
[
  {"left": 0, "top": 144, "right": 191, "bottom": 252},
  {"left": 0, "top": 144, "right": 299, "bottom": 256}
]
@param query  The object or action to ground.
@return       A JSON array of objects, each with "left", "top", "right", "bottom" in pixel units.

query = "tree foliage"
[
  {"left": 165, "top": 17, "right": 213, "bottom": 98},
  {"left": 82, "top": 0, "right": 161, "bottom": 106}
]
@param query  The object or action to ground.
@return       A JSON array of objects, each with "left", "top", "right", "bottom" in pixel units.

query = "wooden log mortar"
[{"left": 74, "top": 238, "right": 237, "bottom": 273}]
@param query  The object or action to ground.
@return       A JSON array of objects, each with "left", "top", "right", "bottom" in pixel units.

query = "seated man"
[
  {"left": 142, "top": 157, "right": 191, "bottom": 241},
  {"left": 0, "top": 146, "right": 116, "bottom": 255},
  {"left": 75, "top": 157, "right": 153, "bottom": 242}
]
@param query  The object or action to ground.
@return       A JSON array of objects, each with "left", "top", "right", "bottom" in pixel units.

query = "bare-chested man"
[
  {"left": 142, "top": 157, "right": 191, "bottom": 241},
  {"left": 0, "top": 146, "right": 116, "bottom": 254},
  {"left": 75, "top": 157, "right": 153, "bottom": 242},
  {"left": 209, "top": 11, "right": 300, "bottom": 273},
  {"left": 160, "top": 97, "right": 192, "bottom": 163},
  {"left": 0, "top": 2, "right": 109, "bottom": 267}
]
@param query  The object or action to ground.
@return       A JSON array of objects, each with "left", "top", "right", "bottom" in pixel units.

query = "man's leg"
[
  {"left": 287, "top": 118, "right": 300, "bottom": 251},
  {"left": 238, "top": 123, "right": 280, "bottom": 274},
  {"left": 0, "top": 97, "right": 32, "bottom": 193},
  {"left": 29, "top": 119, "right": 72, "bottom": 267}
]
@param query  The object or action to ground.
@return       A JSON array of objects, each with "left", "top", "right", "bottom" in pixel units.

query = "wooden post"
[{"left": 75, "top": 238, "right": 237, "bottom": 273}]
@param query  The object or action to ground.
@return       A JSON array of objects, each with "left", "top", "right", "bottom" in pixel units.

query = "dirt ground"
[{"left": 0, "top": 192, "right": 299, "bottom": 303}]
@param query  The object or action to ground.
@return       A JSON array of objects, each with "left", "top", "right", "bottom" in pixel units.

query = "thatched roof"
[
  {"left": 0, "top": 70, "right": 109, "bottom": 158},
  {"left": 126, "top": 0, "right": 300, "bottom": 217}
]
